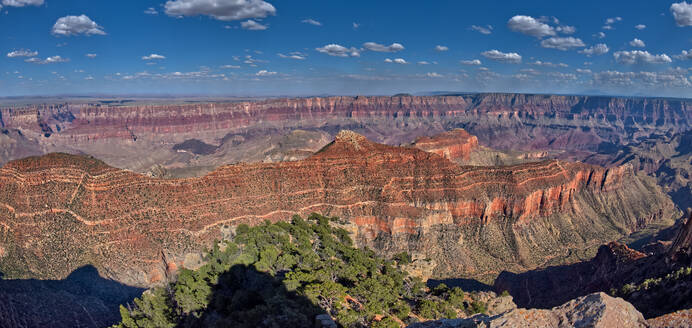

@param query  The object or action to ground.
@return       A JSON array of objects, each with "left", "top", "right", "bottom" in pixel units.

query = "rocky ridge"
[{"left": 0, "top": 130, "right": 677, "bottom": 287}]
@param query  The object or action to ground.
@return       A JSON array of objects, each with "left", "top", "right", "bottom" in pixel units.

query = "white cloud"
[
  {"left": 556, "top": 25, "right": 576, "bottom": 34},
  {"left": 52, "top": 15, "right": 106, "bottom": 36},
  {"left": 241, "top": 19, "right": 267, "bottom": 30},
  {"left": 164, "top": 0, "right": 276, "bottom": 21},
  {"left": 352, "top": 22, "right": 359, "bottom": 29},
  {"left": 144, "top": 7, "right": 158, "bottom": 15},
  {"left": 315, "top": 44, "right": 360, "bottom": 57},
  {"left": 85, "top": 76, "right": 94, "bottom": 80},
  {"left": 363, "top": 42, "right": 404, "bottom": 52},
  {"left": 221, "top": 64, "right": 240, "bottom": 68},
  {"left": 540, "top": 36, "right": 585, "bottom": 50},
  {"left": 579, "top": 43, "right": 609, "bottom": 56},
  {"left": 301, "top": 18, "right": 321, "bottom": 26},
  {"left": 674, "top": 49, "right": 692, "bottom": 60},
  {"left": 593, "top": 31, "right": 606, "bottom": 39},
  {"left": 434, "top": 45, "right": 448, "bottom": 52},
  {"left": 507, "top": 15, "right": 555, "bottom": 38},
  {"left": 481, "top": 50, "right": 522, "bottom": 63},
  {"left": 7, "top": 49, "right": 38, "bottom": 57},
  {"left": 278, "top": 51, "right": 306, "bottom": 60},
  {"left": 256, "top": 69, "right": 276, "bottom": 76},
  {"left": 605, "top": 16, "right": 622, "bottom": 24},
  {"left": 671, "top": 2, "right": 692, "bottom": 26},
  {"left": 142, "top": 54, "right": 166, "bottom": 60},
  {"left": 593, "top": 69, "right": 691, "bottom": 88},
  {"left": 25, "top": 55, "right": 69, "bottom": 64},
  {"left": 576, "top": 68, "right": 592, "bottom": 74},
  {"left": 634, "top": 24, "right": 646, "bottom": 30},
  {"left": 85, "top": 53, "right": 97, "bottom": 58},
  {"left": 470, "top": 25, "right": 493, "bottom": 34},
  {"left": 460, "top": 59, "right": 482, "bottom": 65},
  {"left": 530, "top": 60, "right": 568, "bottom": 67},
  {"left": 425, "top": 72, "right": 443, "bottom": 78},
  {"left": 1, "top": 0, "right": 43, "bottom": 7},
  {"left": 417, "top": 61, "right": 430, "bottom": 65},
  {"left": 613, "top": 50, "right": 672, "bottom": 64},
  {"left": 629, "top": 38, "right": 645, "bottom": 47},
  {"left": 384, "top": 58, "right": 407, "bottom": 64}
]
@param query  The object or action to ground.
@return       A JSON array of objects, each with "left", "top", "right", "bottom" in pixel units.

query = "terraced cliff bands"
[
  {"left": 1, "top": 94, "right": 690, "bottom": 175},
  {"left": 0, "top": 131, "right": 677, "bottom": 287}
]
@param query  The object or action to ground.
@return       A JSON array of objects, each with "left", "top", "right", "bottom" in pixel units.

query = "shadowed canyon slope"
[
  {"left": 1, "top": 94, "right": 690, "bottom": 175},
  {"left": 0, "top": 130, "right": 678, "bottom": 287}
]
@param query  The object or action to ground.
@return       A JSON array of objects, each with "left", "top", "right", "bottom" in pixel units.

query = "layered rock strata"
[{"left": 0, "top": 131, "right": 677, "bottom": 287}]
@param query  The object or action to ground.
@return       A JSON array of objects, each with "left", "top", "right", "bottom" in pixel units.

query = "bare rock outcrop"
[{"left": 408, "top": 292, "right": 648, "bottom": 328}]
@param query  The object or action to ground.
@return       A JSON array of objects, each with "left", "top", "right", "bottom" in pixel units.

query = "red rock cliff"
[{"left": 0, "top": 131, "right": 677, "bottom": 286}]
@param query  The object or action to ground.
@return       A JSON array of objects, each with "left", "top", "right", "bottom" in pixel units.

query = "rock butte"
[{"left": 0, "top": 130, "right": 677, "bottom": 287}]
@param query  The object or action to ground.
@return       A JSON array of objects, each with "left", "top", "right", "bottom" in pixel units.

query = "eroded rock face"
[
  {"left": 408, "top": 292, "right": 648, "bottom": 328},
  {"left": 0, "top": 131, "right": 678, "bottom": 286},
  {"left": 1, "top": 94, "right": 690, "bottom": 174},
  {"left": 413, "top": 129, "right": 479, "bottom": 162}
]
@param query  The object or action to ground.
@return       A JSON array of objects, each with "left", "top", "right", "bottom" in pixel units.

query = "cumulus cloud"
[
  {"left": 278, "top": 51, "right": 307, "bottom": 60},
  {"left": 363, "top": 42, "right": 404, "bottom": 52},
  {"left": 556, "top": 25, "right": 576, "bottom": 34},
  {"left": 241, "top": 19, "right": 267, "bottom": 30},
  {"left": 144, "top": 7, "right": 158, "bottom": 15},
  {"left": 221, "top": 64, "right": 240, "bottom": 68},
  {"left": 425, "top": 72, "right": 443, "bottom": 78},
  {"left": 671, "top": 2, "right": 692, "bottom": 26},
  {"left": 85, "top": 53, "right": 97, "bottom": 58},
  {"left": 540, "top": 36, "right": 585, "bottom": 50},
  {"left": 165, "top": 0, "right": 276, "bottom": 21},
  {"left": 417, "top": 61, "right": 430, "bottom": 65},
  {"left": 7, "top": 49, "right": 38, "bottom": 57},
  {"left": 507, "top": 15, "right": 555, "bottom": 38},
  {"left": 579, "top": 43, "right": 609, "bottom": 56},
  {"left": 384, "top": 58, "right": 407, "bottom": 64},
  {"left": 629, "top": 38, "right": 645, "bottom": 47},
  {"left": 613, "top": 50, "right": 672, "bottom": 64},
  {"left": 593, "top": 31, "right": 606, "bottom": 39},
  {"left": 470, "top": 25, "right": 493, "bottom": 34},
  {"left": 674, "top": 49, "right": 692, "bottom": 60},
  {"left": 605, "top": 17, "right": 622, "bottom": 24},
  {"left": 576, "top": 68, "right": 592, "bottom": 74},
  {"left": 460, "top": 59, "right": 482, "bottom": 65},
  {"left": 435, "top": 45, "right": 448, "bottom": 52},
  {"left": 315, "top": 44, "right": 360, "bottom": 57},
  {"left": 531, "top": 60, "right": 568, "bottom": 67},
  {"left": 602, "top": 16, "right": 622, "bottom": 30},
  {"left": 635, "top": 24, "right": 646, "bottom": 30},
  {"left": 142, "top": 54, "right": 166, "bottom": 60},
  {"left": 593, "top": 69, "right": 691, "bottom": 88},
  {"left": 481, "top": 49, "right": 522, "bottom": 63},
  {"left": 301, "top": 18, "right": 321, "bottom": 26},
  {"left": 1, "top": 0, "right": 43, "bottom": 7},
  {"left": 52, "top": 15, "right": 106, "bottom": 36},
  {"left": 255, "top": 69, "right": 276, "bottom": 76},
  {"left": 25, "top": 55, "right": 69, "bottom": 64}
]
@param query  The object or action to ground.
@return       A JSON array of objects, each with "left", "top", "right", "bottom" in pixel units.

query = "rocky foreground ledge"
[{"left": 409, "top": 292, "right": 690, "bottom": 328}]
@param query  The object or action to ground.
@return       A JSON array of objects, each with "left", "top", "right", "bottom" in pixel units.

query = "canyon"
[
  {"left": 0, "top": 130, "right": 678, "bottom": 288},
  {"left": 1, "top": 94, "right": 690, "bottom": 176}
]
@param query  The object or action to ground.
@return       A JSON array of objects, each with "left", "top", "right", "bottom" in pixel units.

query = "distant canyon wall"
[{"left": 0, "top": 94, "right": 690, "bottom": 170}]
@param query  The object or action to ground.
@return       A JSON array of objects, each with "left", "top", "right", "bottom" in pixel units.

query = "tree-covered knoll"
[{"left": 115, "top": 213, "right": 488, "bottom": 328}]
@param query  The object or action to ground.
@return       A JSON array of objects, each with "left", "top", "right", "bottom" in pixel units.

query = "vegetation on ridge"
[{"left": 115, "top": 213, "right": 488, "bottom": 328}]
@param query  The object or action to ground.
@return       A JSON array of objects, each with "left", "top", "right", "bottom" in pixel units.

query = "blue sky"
[{"left": 1, "top": 0, "right": 692, "bottom": 97}]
